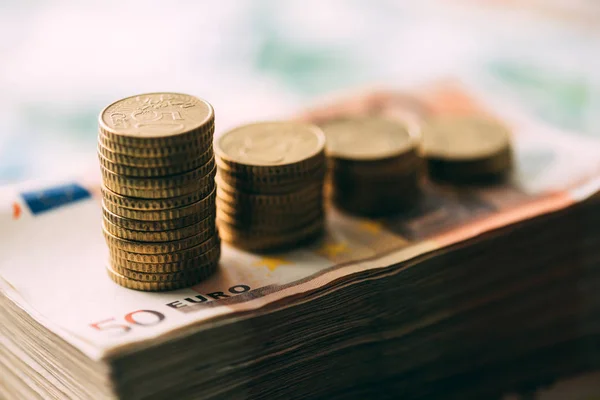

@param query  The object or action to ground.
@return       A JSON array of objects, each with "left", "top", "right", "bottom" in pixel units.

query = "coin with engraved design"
[
  {"left": 422, "top": 115, "right": 513, "bottom": 183},
  {"left": 214, "top": 121, "right": 326, "bottom": 252},
  {"left": 319, "top": 116, "right": 423, "bottom": 217},
  {"left": 99, "top": 93, "right": 214, "bottom": 146},
  {"left": 98, "top": 92, "right": 220, "bottom": 291},
  {"left": 321, "top": 116, "right": 420, "bottom": 161},
  {"left": 215, "top": 121, "right": 326, "bottom": 173}
]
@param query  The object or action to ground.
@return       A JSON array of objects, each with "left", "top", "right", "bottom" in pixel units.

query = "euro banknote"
[{"left": 1, "top": 80, "right": 599, "bottom": 363}]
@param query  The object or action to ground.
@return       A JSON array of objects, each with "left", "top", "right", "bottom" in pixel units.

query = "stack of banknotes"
[{"left": 1, "top": 81, "right": 600, "bottom": 399}]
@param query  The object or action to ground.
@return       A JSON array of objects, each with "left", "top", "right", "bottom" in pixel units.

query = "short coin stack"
[
  {"left": 320, "top": 116, "right": 422, "bottom": 217},
  {"left": 98, "top": 92, "right": 220, "bottom": 291},
  {"left": 421, "top": 115, "right": 514, "bottom": 184},
  {"left": 215, "top": 121, "right": 327, "bottom": 252}
]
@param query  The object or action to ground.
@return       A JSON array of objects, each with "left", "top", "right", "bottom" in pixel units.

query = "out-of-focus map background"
[{"left": 0, "top": 0, "right": 599, "bottom": 183}]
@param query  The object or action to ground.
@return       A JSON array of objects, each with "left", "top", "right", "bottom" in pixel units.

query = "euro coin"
[
  {"left": 98, "top": 92, "right": 221, "bottom": 291},
  {"left": 218, "top": 218, "right": 324, "bottom": 252},
  {"left": 322, "top": 116, "right": 420, "bottom": 161},
  {"left": 97, "top": 141, "right": 213, "bottom": 167},
  {"left": 214, "top": 121, "right": 326, "bottom": 173},
  {"left": 106, "top": 263, "right": 218, "bottom": 292},
  {"left": 102, "top": 194, "right": 216, "bottom": 222},
  {"left": 422, "top": 115, "right": 511, "bottom": 161},
  {"left": 216, "top": 196, "right": 322, "bottom": 217},
  {"left": 216, "top": 181, "right": 322, "bottom": 207},
  {"left": 98, "top": 151, "right": 213, "bottom": 178},
  {"left": 100, "top": 159, "right": 215, "bottom": 190},
  {"left": 216, "top": 171, "right": 323, "bottom": 195},
  {"left": 103, "top": 217, "right": 214, "bottom": 245},
  {"left": 110, "top": 245, "right": 221, "bottom": 273},
  {"left": 102, "top": 166, "right": 216, "bottom": 199},
  {"left": 214, "top": 121, "right": 327, "bottom": 252},
  {"left": 109, "top": 235, "right": 220, "bottom": 263},
  {"left": 110, "top": 260, "right": 219, "bottom": 282},
  {"left": 98, "top": 131, "right": 212, "bottom": 157},
  {"left": 98, "top": 93, "right": 214, "bottom": 147},
  {"left": 421, "top": 115, "right": 513, "bottom": 183},
  {"left": 320, "top": 116, "right": 422, "bottom": 217},
  {"left": 102, "top": 216, "right": 215, "bottom": 242},
  {"left": 100, "top": 185, "right": 216, "bottom": 211},
  {"left": 102, "top": 205, "right": 209, "bottom": 231},
  {"left": 216, "top": 208, "right": 323, "bottom": 232}
]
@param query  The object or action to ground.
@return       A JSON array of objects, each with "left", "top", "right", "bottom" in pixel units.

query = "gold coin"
[
  {"left": 103, "top": 217, "right": 215, "bottom": 243},
  {"left": 110, "top": 235, "right": 220, "bottom": 263},
  {"left": 215, "top": 151, "right": 326, "bottom": 178},
  {"left": 421, "top": 115, "right": 513, "bottom": 183},
  {"left": 100, "top": 159, "right": 215, "bottom": 189},
  {"left": 330, "top": 172, "right": 420, "bottom": 217},
  {"left": 110, "top": 245, "right": 221, "bottom": 273},
  {"left": 98, "top": 150, "right": 214, "bottom": 178},
  {"left": 99, "top": 124, "right": 214, "bottom": 150},
  {"left": 214, "top": 121, "right": 326, "bottom": 173},
  {"left": 98, "top": 93, "right": 214, "bottom": 147},
  {"left": 219, "top": 218, "right": 324, "bottom": 252},
  {"left": 422, "top": 115, "right": 511, "bottom": 161},
  {"left": 101, "top": 185, "right": 215, "bottom": 211},
  {"left": 426, "top": 146, "right": 513, "bottom": 183},
  {"left": 102, "top": 181, "right": 213, "bottom": 199},
  {"left": 106, "top": 263, "right": 217, "bottom": 292},
  {"left": 320, "top": 116, "right": 420, "bottom": 161},
  {"left": 98, "top": 129, "right": 212, "bottom": 157},
  {"left": 216, "top": 208, "right": 323, "bottom": 232},
  {"left": 215, "top": 170, "right": 324, "bottom": 195},
  {"left": 102, "top": 193, "right": 216, "bottom": 222},
  {"left": 102, "top": 205, "right": 208, "bottom": 231},
  {"left": 102, "top": 168, "right": 216, "bottom": 199},
  {"left": 329, "top": 159, "right": 422, "bottom": 185},
  {"left": 217, "top": 215, "right": 322, "bottom": 236},
  {"left": 328, "top": 150, "right": 421, "bottom": 177},
  {"left": 216, "top": 181, "right": 322, "bottom": 206},
  {"left": 97, "top": 140, "right": 213, "bottom": 166},
  {"left": 216, "top": 196, "right": 321, "bottom": 217},
  {"left": 431, "top": 143, "right": 513, "bottom": 174},
  {"left": 103, "top": 224, "right": 217, "bottom": 254},
  {"left": 110, "top": 260, "right": 219, "bottom": 282},
  {"left": 102, "top": 214, "right": 214, "bottom": 242},
  {"left": 216, "top": 161, "right": 326, "bottom": 184}
]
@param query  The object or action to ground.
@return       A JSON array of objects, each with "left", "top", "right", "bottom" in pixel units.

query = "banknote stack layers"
[
  {"left": 320, "top": 116, "right": 423, "bottom": 217},
  {"left": 215, "top": 121, "right": 327, "bottom": 251},
  {"left": 2, "top": 89, "right": 600, "bottom": 400},
  {"left": 97, "top": 93, "right": 220, "bottom": 291}
]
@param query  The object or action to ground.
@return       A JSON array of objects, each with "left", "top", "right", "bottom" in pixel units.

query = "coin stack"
[
  {"left": 421, "top": 115, "right": 513, "bottom": 184},
  {"left": 320, "top": 116, "right": 422, "bottom": 217},
  {"left": 98, "top": 92, "right": 220, "bottom": 291},
  {"left": 214, "top": 121, "right": 327, "bottom": 252}
]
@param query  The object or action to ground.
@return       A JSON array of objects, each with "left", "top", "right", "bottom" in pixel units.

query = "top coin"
[
  {"left": 422, "top": 115, "right": 511, "bottom": 160},
  {"left": 99, "top": 93, "right": 214, "bottom": 146},
  {"left": 320, "top": 116, "right": 419, "bottom": 161},
  {"left": 215, "top": 121, "right": 326, "bottom": 167}
]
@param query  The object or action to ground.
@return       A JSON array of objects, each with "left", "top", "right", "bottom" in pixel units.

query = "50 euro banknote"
[{"left": 1, "top": 79, "right": 600, "bottom": 362}]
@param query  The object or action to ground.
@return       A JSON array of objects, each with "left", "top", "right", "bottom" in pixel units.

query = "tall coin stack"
[
  {"left": 214, "top": 121, "right": 327, "bottom": 252},
  {"left": 320, "top": 116, "right": 422, "bottom": 217},
  {"left": 98, "top": 93, "right": 220, "bottom": 291}
]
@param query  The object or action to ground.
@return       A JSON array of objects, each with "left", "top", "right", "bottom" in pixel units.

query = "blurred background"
[{"left": 0, "top": 0, "right": 599, "bottom": 184}]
